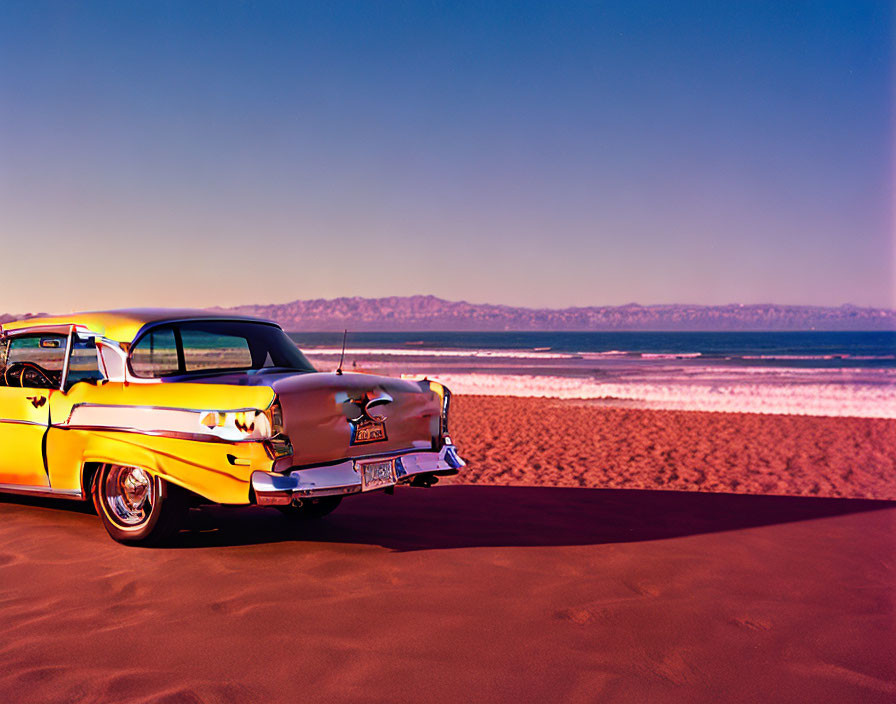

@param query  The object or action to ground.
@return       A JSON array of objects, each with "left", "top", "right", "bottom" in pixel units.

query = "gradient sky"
[{"left": 1, "top": 1, "right": 893, "bottom": 313}]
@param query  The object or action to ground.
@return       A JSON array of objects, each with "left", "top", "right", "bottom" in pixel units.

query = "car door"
[{"left": 0, "top": 332, "right": 68, "bottom": 488}]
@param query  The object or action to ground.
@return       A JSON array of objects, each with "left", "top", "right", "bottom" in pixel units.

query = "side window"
[
  {"left": 181, "top": 329, "right": 252, "bottom": 372},
  {"left": 65, "top": 335, "right": 104, "bottom": 389},
  {"left": 1, "top": 335, "right": 66, "bottom": 388},
  {"left": 130, "top": 327, "right": 180, "bottom": 377}
]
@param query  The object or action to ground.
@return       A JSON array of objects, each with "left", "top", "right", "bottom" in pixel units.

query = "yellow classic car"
[{"left": 0, "top": 310, "right": 464, "bottom": 544}]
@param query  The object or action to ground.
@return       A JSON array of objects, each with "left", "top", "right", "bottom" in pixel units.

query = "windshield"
[{"left": 129, "top": 320, "right": 315, "bottom": 378}]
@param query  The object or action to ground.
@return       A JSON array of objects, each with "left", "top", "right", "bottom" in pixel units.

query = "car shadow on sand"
[
  {"left": 2, "top": 485, "right": 892, "bottom": 551},
  {"left": 171, "top": 484, "right": 894, "bottom": 551}
]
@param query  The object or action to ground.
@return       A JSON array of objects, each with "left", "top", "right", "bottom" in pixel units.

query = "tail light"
[
  {"left": 426, "top": 381, "right": 452, "bottom": 439},
  {"left": 440, "top": 386, "right": 451, "bottom": 436},
  {"left": 263, "top": 397, "right": 293, "bottom": 459}
]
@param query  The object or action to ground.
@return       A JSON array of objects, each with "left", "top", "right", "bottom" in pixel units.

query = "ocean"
[
  {"left": 290, "top": 331, "right": 896, "bottom": 419},
  {"left": 289, "top": 331, "right": 896, "bottom": 369}
]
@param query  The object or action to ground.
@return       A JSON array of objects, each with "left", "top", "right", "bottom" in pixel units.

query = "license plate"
[{"left": 359, "top": 459, "right": 396, "bottom": 491}]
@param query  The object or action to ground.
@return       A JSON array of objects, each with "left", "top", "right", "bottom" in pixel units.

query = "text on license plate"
[{"left": 359, "top": 459, "right": 396, "bottom": 491}]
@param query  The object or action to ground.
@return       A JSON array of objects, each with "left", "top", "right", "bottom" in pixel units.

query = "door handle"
[{"left": 26, "top": 395, "right": 46, "bottom": 408}]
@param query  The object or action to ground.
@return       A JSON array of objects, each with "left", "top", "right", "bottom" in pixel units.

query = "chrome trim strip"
[
  {"left": 63, "top": 402, "right": 267, "bottom": 422},
  {"left": 0, "top": 418, "right": 46, "bottom": 427},
  {"left": 54, "top": 423, "right": 257, "bottom": 445},
  {"left": 5, "top": 406, "right": 273, "bottom": 443},
  {"left": 59, "top": 324, "right": 74, "bottom": 391},
  {"left": 0, "top": 483, "right": 84, "bottom": 500}
]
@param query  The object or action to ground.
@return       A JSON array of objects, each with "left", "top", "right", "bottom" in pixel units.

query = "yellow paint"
[
  {"left": 43, "top": 381, "right": 277, "bottom": 503},
  {"left": 1, "top": 309, "right": 282, "bottom": 504},
  {"left": 0, "top": 387, "right": 52, "bottom": 487},
  {"left": 46, "top": 427, "right": 273, "bottom": 504},
  {"left": 428, "top": 379, "right": 446, "bottom": 402}
]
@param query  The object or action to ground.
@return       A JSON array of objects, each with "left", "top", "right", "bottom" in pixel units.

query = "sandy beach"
[
  {"left": 449, "top": 396, "right": 896, "bottom": 499},
  {"left": 1, "top": 396, "right": 894, "bottom": 703}
]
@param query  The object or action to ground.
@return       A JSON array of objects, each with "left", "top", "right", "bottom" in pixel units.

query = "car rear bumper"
[{"left": 251, "top": 444, "right": 465, "bottom": 505}]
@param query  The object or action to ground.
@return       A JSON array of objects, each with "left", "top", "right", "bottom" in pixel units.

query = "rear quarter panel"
[{"left": 47, "top": 381, "right": 276, "bottom": 504}]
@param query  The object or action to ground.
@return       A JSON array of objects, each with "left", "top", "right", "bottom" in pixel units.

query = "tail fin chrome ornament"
[{"left": 337, "top": 389, "right": 393, "bottom": 445}]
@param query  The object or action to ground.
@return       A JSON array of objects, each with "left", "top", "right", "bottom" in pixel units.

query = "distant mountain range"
[
  {"left": 4, "top": 297, "right": 894, "bottom": 331},
  {"left": 218, "top": 296, "right": 896, "bottom": 331}
]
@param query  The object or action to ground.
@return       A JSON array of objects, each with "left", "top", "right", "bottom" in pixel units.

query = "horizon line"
[{"left": 4, "top": 296, "right": 896, "bottom": 318}]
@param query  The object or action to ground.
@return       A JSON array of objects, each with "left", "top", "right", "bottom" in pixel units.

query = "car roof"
[{"left": 0, "top": 308, "right": 278, "bottom": 344}]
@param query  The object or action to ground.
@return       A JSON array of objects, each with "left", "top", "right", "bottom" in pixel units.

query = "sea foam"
[{"left": 417, "top": 373, "right": 896, "bottom": 419}]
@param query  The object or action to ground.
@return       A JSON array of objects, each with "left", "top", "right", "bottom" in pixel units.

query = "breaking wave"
[
  {"left": 304, "top": 347, "right": 578, "bottom": 359},
  {"left": 418, "top": 373, "right": 896, "bottom": 419}
]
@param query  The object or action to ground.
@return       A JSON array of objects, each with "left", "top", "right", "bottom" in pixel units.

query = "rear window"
[{"left": 128, "top": 320, "right": 315, "bottom": 378}]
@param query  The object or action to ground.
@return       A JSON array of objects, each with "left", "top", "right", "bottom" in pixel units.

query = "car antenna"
[{"left": 335, "top": 329, "right": 348, "bottom": 375}]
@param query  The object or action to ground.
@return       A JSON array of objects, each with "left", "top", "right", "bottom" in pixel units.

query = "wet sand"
[{"left": 1, "top": 397, "right": 894, "bottom": 702}]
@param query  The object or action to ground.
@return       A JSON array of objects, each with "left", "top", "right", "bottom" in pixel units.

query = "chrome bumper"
[{"left": 251, "top": 445, "right": 465, "bottom": 506}]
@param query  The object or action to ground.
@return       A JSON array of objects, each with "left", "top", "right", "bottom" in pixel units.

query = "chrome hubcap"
[{"left": 104, "top": 466, "right": 153, "bottom": 526}]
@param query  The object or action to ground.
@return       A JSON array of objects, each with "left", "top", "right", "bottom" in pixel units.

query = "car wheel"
[
  {"left": 92, "top": 464, "right": 187, "bottom": 545},
  {"left": 277, "top": 496, "right": 342, "bottom": 520}
]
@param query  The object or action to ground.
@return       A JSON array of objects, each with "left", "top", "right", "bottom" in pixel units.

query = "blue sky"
[{"left": 1, "top": 1, "right": 892, "bottom": 312}]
